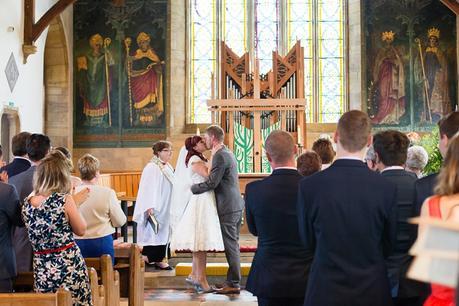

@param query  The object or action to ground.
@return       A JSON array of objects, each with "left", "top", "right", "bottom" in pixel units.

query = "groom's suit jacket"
[{"left": 191, "top": 146, "right": 243, "bottom": 216}]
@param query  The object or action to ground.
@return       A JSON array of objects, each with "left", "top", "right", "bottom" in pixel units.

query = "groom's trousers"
[{"left": 219, "top": 210, "right": 243, "bottom": 287}]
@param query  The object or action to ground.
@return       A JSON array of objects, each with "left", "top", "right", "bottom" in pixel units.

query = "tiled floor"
[{"left": 143, "top": 288, "right": 258, "bottom": 304}]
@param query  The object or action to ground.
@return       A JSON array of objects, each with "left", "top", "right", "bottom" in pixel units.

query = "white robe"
[{"left": 133, "top": 161, "right": 173, "bottom": 247}]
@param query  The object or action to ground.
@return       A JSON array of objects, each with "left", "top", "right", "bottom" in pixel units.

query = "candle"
[
  {"left": 196, "top": 127, "right": 200, "bottom": 136},
  {"left": 297, "top": 125, "right": 302, "bottom": 145}
]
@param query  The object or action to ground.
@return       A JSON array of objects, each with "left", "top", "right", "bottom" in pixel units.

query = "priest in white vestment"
[{"left": 133, "top": 140, "right": 174, "bottom": 270}]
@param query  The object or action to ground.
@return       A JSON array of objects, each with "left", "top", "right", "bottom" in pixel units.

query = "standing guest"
[
  {"left": 297, "top": 150, "right": 322, "bottom": 176},
  {"left": 54, "top": 147, "right": 82, "bottom": 188},
  {"left": 75, "top": 154, "right": 126, "bottom": 261},
  {"left": 245, "top": 131, "right": 313, "bottom": 306},
  {"left": 0, "top": 132, "right": 31, "bottom": 178},
  {"left": 415, "top": 111, "right": 459, "bottom": 215},
  {"left": 0, "top": 145, "right": 6, "bottom": 183},
  {"left": 365, "top": 145, "right": 379, "bottom": 171},
  {"left": 10, "top": 133, "right": 50, "bottom": 273},
  {"left": 0, "top": 182, "right": 22, "bottom": 292},
  {"left": 133, "top": 141, "right": 174, "bottom": 270},
  {"left": 22, "top": 151, "right": 92, "bottom": 305},
  {"left": 373, "top": 130, "right": 424, "bottom": 306},
  {"left": 312, "top": 138, "right": 335, "bottom": 170},
  {"left": 418, "top": 134, "right": 459, "bottom": 306},
  {"left": 297, "top": 110, "right": 397, "bottom": 306},
  {"left": 405, "top": 145, "right": 429, "bottom": 178}
]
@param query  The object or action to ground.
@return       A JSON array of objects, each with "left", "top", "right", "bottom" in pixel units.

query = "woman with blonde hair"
[
  {"left": 419, "top": 133, "right": 459, "bottom": 306},
  {"left": 75, "top": 154, "right": 126, "bottom": 262},
  {"left": 22, "top": 150, "right": 92, "bottom": 305}
]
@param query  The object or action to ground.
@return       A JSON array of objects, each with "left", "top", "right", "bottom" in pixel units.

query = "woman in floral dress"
[{"left": 22, "top": 151, "right": 92, "bottom": 305}]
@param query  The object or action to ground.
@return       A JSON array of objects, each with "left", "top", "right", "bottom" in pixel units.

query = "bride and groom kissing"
[{"left": 170, "top": 125, "right": 244, "bottom": 294}]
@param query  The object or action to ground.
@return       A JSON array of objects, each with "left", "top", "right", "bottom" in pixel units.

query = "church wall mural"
[
  {"left": 74, "top": 0, "right": 167, "bottom": 147},
  {"left": 363, "top": 0, "right": 457, "bottom": 131}
]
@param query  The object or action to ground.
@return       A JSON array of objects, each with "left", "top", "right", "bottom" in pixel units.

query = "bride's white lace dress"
[{"left": 170, "top": 155, "right": 224, "bottom": 251}]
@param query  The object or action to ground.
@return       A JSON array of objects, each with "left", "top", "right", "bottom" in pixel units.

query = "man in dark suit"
[
  {"left": 191, "top": 125, "right": 244, "bottom": 294},
  {"left": 10, "top": 133, "right": 50, "bottom": 273},
  {"left": 245, "top": 131, "right": 313, "bottom": 306},
  {"left": 297, "top": 110, "right": 397, "bottom": 306},
  {"left": 373, "top": 130, "right": 424, "bottom": 306},
  {"left": 0, "top": 132, "right": 31, "bottom": 178},
  {"left": 0, "top": 182, "right": 23, "bottom": 292},
  {"left": 414, "top": 111, "right": 459, "bottom": 215}
]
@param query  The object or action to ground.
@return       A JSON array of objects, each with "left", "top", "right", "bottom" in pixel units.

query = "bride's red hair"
[{"left": 185, "top": 136, "right": 207, "bottom": 167}]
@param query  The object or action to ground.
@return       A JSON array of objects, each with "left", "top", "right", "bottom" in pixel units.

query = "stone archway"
[{"left": 43, "top": 16, "right": 71, "bottom": 148}]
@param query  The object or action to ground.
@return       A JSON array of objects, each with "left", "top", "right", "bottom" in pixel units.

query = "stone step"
[
  {"left": 141, "top": 288, "right": 258, "bottom": 305},
  {"left": 175, "top": 262, "right": 251, "bottom": 277},
  {"left": 145, "top": 270, "right": 248, "bottom": 289}
]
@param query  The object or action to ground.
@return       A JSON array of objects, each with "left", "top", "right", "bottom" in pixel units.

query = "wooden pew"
[
  {"left": 14, "top": 268, "right": 107, "bottom": 306},
  {"left": 85, "top": 255, "right": 120, "bottom": 306},
  {"left": 115, "top": 244, "right": 145, "bottom": 306},
  {"left": 0, "top": 288, "right": 72, "bottom": 306},
  {"left": 89, "top": 267, "right": 105, "bottom": 306}
]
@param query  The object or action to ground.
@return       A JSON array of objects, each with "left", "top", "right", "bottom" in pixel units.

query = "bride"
[{"left": 170, "top": 135, "right": 224, "bottom": 293}]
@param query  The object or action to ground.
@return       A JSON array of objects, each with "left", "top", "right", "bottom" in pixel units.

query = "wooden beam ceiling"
[
  {"left": 23, "top": 0, "right": 76, "bottom": 63},
  {"left": 440, "top": 0, "right": 459, "bottom": 16}
]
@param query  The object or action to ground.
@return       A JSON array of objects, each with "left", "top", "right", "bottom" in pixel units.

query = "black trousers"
[
  {"left": 142, "top": 245, "right": 170, "bottom": 263},
  {"left": 393, "top": 297, "right": 424, "bottom": 306},
  {"left": 0, "top": 278, "right": 13, "bottom": 293},
  {"left": 257, "top": 297, "right": 304, "bottom": 306}
]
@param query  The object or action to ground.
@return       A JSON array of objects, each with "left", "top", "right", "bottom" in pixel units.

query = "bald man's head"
[{"left": 265, "top": 130, "right": 296, "bottom": 164}]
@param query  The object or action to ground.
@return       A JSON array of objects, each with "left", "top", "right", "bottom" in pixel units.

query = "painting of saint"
[
  {"left": 125, "top": 32, "right": 164, "bottom": 127},
  {"left": 77, "top": 34, "right": 114, "bottom": 127},
  {"left": 422, "top": 28, "right": 451, "bottom": 121},
  {"left": 371, "top": 31, "right": 406, "bottom": 125}
]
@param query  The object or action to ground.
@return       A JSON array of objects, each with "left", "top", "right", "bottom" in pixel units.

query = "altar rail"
[{"left": 98, "top": 172, "right": 266, "bottom": 198}]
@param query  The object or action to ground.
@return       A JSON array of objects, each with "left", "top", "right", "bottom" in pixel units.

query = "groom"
[{"left": 191, "top": 125, "right": 244, "bottom": 294}]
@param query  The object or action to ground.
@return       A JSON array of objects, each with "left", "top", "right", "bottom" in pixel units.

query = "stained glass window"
[{"left": 188, "top": 0, "right": 347, "bottom": 123}]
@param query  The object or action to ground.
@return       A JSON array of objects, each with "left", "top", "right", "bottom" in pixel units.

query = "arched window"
[{"left": 188, "top": 0, "right": 347, "bottom": 124}]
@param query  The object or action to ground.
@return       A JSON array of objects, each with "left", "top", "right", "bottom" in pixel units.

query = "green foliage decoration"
[{"left": 417, "top": 127, "right": 442, "bottom": 175}]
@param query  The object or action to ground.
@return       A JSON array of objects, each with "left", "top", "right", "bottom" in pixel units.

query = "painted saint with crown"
[
  {"left": 125, "top": 32, "right": 164, "bottom": 127},
  {"left": 371, "top": 30, "right": 406, "bottom": 125},
  {"left": 421, "top": 27, "right": 451, "bottom": 121}
]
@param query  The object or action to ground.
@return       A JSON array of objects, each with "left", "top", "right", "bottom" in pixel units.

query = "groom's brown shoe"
[{"left": 214, "top": 285, "right": 240, "bottom": 295}]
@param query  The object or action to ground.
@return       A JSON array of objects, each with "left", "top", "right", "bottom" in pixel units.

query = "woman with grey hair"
[
  {"left": 364, "top": 145, "right": 378, "bottom": 171},
  {"left": 405, "top": 145, "right": 428, "bottom": 178}
]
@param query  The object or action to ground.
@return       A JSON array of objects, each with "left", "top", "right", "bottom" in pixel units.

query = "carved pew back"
[
  {"left": 115, "top": 244, "right": 145, "bottom": 306},
  {"left": 0, "top": 288, "right": 72, "bottom": 306},
  {"left": 85, "top": 255, "right": 120, "bottom": 306}
]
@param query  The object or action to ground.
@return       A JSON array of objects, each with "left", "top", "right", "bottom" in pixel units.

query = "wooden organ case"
[{"left": 208, "top": 41, "right": 306, "bottom": 173}]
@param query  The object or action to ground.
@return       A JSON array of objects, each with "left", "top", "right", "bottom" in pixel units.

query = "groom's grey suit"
[{"left": 191, "top": 146, "right": 244, "bottom": 287}]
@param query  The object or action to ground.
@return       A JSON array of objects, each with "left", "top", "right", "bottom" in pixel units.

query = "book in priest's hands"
[{"left": 145, "top": 211, "right": 159, "bottom": 234}]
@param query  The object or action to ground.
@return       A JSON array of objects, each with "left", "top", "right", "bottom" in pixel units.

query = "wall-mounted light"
[{"left": 7, "top": 26, "right": 15, "bottom": 32}]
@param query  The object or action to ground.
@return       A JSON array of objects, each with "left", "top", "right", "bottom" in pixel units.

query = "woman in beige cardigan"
[{"left": 74, "top": 154, "right": 126, "bottom": 262}]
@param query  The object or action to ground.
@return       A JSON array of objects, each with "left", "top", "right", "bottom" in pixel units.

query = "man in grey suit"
[
  {"left": 10, "top": 133, "right": 50, "bottom": 273},
  {"left": 191, "top": 125, "right": 244, "bottom": 294},
  {"left": 0, "top": 182, "right": 23, "bottom": 292}
]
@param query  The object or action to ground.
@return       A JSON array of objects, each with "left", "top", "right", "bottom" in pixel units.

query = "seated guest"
[
  {"left": 245, "top": 130, "right": 313, "bottom": 306},
  {"left": 405, "top": 145, "right": 428, "bottom": 178},
  {"left": 0, "top": 182, "right": 22, "bottom": 292},
  {"left": 373, "top": 130, "right": 424, "bottom": 306},
  {"left": 75, "top": 154, "right": 126, "bottom": 261},
  {"left": 54, "top": 146, "right": 82, "bottom": 188},
  {"left": 418, "top": 133, "right": 459, "bottom": 306},
  {"left": 312, "top": 138, "right": 335, "bottom": 169},
  {"left": 22, "top": 151, "right": 92, "bottom": 305},
  {"left": 0, "top": 132, "right": 31, "bottom": 178},
  {"left": 10, "top": 133, "right": 50, "bottom": 273},
  {"left": 297, "top": 110, "right": 397, "bottom": 306},
  {"left": 364, "top": 145, "right": 378, "bottom": 171},
  {"left": 297, "top": 150, "right": 322, "bottom": 176}
]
